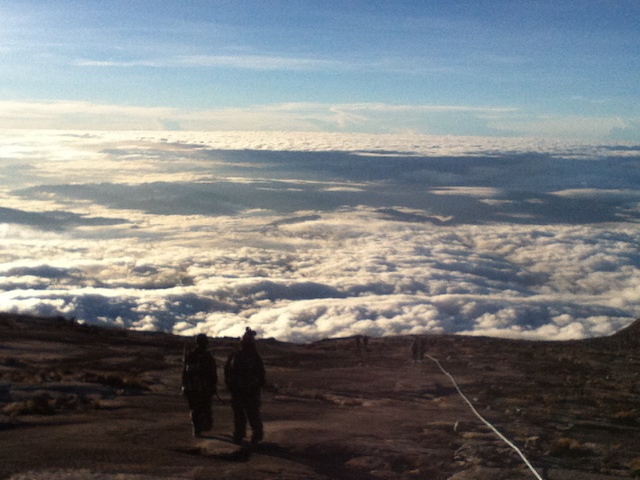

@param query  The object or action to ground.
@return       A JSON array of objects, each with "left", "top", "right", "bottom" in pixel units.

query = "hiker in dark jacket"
[
  {"left": 224, "top": 327, "right": 266, "bottom": 445},
  {"left": 182, "top": 333, "right": 217, "bottom": 437}
]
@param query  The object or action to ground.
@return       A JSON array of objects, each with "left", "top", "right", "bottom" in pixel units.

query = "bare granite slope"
[
  {"left": 608, "top": 318, "right": 640, "bottom": 348},
  {"left": 1, "top": 313, "right": 639, "bottom": 480}
]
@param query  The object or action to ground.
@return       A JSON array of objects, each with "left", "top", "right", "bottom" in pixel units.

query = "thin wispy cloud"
[
  {"left": 1, "top": 99, "right": 623, "bottom": 139},
  {"left": 73, "top": 51, "right": 479, "bottom": 77},
  {"left": 75, "top": 54, "right": 348, "bottom": 71}
]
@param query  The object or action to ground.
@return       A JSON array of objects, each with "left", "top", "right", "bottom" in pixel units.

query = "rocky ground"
[{"left": 0, "top": 313, "right": 639, "bottom": 480}]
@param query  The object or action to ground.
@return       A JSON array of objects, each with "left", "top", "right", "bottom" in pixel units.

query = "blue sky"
[{"left": 0, "top": 0, "right": 638, "bottom": 139}]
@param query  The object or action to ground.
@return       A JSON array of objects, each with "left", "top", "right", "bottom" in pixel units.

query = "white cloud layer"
[{"left": 0, "top": 130, "right": 639, "bottom": 342}]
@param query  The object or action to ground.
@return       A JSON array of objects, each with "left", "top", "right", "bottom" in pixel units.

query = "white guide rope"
[{"left": 426, "top": 355, "right": 545, "bottom": 480}]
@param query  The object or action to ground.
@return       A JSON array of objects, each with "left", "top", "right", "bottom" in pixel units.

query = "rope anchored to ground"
[{"left": 426, "top": 354, "right": 545, "bottom": 480}]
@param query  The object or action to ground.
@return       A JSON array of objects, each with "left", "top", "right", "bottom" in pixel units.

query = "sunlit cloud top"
[{"left": 0, "top": 130, "right": 639, "bottom": 342}]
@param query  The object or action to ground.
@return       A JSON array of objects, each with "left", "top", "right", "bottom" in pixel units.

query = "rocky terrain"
[{"left": 0, "top": 313, "right": 639, "bottom": 480}]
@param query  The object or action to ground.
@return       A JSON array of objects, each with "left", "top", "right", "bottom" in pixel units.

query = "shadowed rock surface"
[{"left": 1, "top": 313, "right": 638, "bottom": 479}]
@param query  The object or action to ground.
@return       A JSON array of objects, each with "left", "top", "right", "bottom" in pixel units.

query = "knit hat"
[{"left": 241, "top": 327, "right": 257, "bottom": 345}]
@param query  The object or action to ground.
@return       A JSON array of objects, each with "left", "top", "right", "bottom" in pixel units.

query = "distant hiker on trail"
[
  {"left": 182, "top": 333, "right": 218, "bottom": 437},
  {"left": 224, "top": 327, "right": 266, "bottom": 445},
  {"left": 411, "top": 336, "right": 425, "bottom": 362}
]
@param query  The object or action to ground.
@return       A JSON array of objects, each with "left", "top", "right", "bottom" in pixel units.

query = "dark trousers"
[
  {"left": 231, "top": 391, "right": 263, "bottom": 442},
  {"left": 187, "top": 393, "right": 213, "bottom": 435}
]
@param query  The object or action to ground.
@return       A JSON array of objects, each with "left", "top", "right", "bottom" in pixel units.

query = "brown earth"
[{"left": 0, "top": 313, "right": 639, "bottom": 480}]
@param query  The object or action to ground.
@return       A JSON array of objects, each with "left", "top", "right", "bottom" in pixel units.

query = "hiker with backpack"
[
  {"left": 182, "top": 333, "right": 218, "bottom": 437},
  {"left": 224, "top": 327, "right": 266, "bottom": 445}
]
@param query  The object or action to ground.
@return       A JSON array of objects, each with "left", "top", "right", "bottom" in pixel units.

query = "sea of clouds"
[{"left": 0, "top": 130, "right": 639, "bottom": 342}]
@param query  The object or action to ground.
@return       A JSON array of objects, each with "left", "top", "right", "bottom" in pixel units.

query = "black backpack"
[
  {"left": 183, "top": 351, "right": 214, "bottom": 394},
  {"left": 225, "top": 350, "right": 264, "bottom": 392}
]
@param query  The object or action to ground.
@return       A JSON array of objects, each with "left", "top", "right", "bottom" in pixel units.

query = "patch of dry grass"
[
  {"left": 611, "top": 409, "right": 638, "bottom": 426},
  {"left": 77, "top": 371, "right": 151, "bottom": 392},
  {"left": 2, "top": 391, "right": 98, "bottom": 417},
  {"left": 547, "top": 437, "right": 597, "bottom": 457},
  {"left": 627, "top": 457, "right": 640, "bottom": 478}
]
